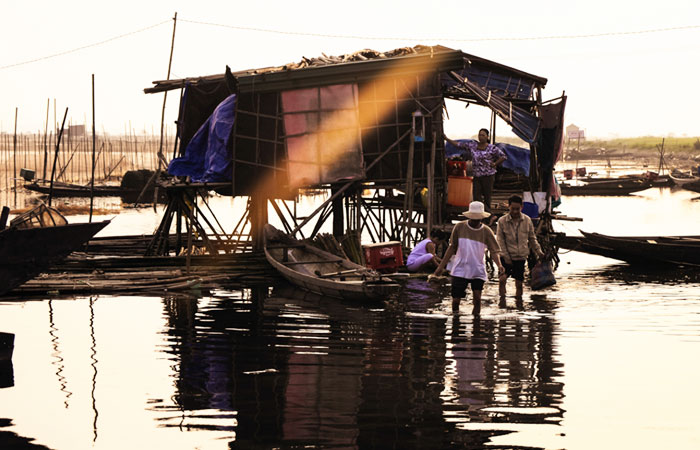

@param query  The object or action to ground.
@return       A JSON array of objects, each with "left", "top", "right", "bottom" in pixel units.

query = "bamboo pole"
[
  {"left": 427, "top": 131, "right": 436, "bottom": 238},
  {"left": 158, "top": 12, "right": 177, "bottom": 169},
  {"left": 48, "top": 108, "right": 69, "bottom": 207},
  {"left": 12, "top": 108, "right": 17, "bottom": 207},
  {"left": 137, "top": 12, "right": 177, "bottom": 205},
  {"left": 403, "top": 132, "right": 415, "bottom": 248},
  {"left": 90, "top": 74, "right": 96, "bottom": 222}
]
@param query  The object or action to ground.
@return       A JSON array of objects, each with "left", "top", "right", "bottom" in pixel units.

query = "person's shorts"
[
  {"left": 451, "top": 276, "right": 485, "bottom": 298},
  {"left": 501, "top": 258, "right": 526, "bottom": 281}
]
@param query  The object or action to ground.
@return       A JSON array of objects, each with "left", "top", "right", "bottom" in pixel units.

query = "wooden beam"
[{"left": 290, "top": 128, "right": 411, "bottom": 235}]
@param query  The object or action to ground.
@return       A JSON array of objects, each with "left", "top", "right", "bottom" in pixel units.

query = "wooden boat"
[
  {"left": 572, "top": 231, "right": 700, "bottom": 266},
  {"left": 560, "top": 178, "right": 651, "bottom": 196},
  {"left": 669, "top": 173, "right": 700, "bottom": 187},
  {"left": 24, "top": 180, "right": 124, "bottom": 197},
  {"left": 683, "top": 180, "right": 700, "bottom": 194},
  {"left": 580, "top": 172, "right": 672, "bottom": 187},
  {"left": 24, "top": 174, "right": 166, "bottom": 203},
  {"left": 0, "top": 206, "right": 110, "bottom": 295},
  {"left": 0, "top": 332, "right": 13, "bottom": 361},
  {"left": 264, "top": 224, "right": 401, "bottom": 301}
]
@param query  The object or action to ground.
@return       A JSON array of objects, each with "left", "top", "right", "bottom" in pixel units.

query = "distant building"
[
  {"left": 566, "top": 124, "right": 584, "bottom": 140},
  {"left": 68, "top": 124, "right": 86, "bottom": 136}
]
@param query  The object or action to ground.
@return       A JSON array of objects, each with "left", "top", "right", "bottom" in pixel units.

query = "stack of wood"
[
  {"left": 310, "top": 231, "right": 365, "bottom": 266},
  {"left": 9, "top": 251, "right": 278, "bottom": 296},
  {"left": 312, "top": 233, "right": 346, "bottom": 258},
  {"left": 340, "top": 231, "right": 364, "bottom": 266}
]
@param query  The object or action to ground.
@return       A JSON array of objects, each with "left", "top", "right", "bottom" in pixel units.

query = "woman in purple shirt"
[{"left": 446, "top": 128, "right": 506, "bottom": 213}]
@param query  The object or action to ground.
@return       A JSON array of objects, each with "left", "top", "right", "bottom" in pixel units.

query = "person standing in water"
[
  {"left": 432, "top": 201, "right": 504, "bottom": 315},
  {"left": 445, "top": 129, "right": 506, "bottom": 213},
  {"left": 496, "top": 195, "right": 544, "bottom": 306}
]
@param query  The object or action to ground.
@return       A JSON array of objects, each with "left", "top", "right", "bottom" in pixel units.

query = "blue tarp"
[
  {"left": 168, "top": 94, "right": 237, "bottom": 182},
  {"left": 445, "top": 139, "right": 530, "bottom": 176}
]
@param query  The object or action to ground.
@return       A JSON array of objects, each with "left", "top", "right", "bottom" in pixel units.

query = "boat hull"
[
  {"left": 560, "top": 231, "right": 700, "bottom": 267},
  {"left": 0, "top": 220, "right": 110, "bottom": 295},
  {"left": 669, "top": 174, "right": 700, "bottom": 187},
  {"left": 560, "top": 179, "right": 651, "bottom": 196},
  {"left": 264, "top": 225, "right": 401, "bottom": 301}
]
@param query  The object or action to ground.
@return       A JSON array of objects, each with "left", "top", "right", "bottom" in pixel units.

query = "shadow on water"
[
  {"left": 569, "top": 262, "right": 700, "bottom": 286},
  {"left": 151, "top": 280, "right": 565, "bottom": 449},
  {"left": 0, "top": 418, "right": 52, "bottom": 450}
]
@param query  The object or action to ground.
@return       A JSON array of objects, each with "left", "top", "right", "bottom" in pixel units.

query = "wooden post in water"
[
  {"left": 48, "top": 108, "right": 69, "bottom": 207},
  {"left": 89, "top": 74, "right": 96, "bottom": 222},
  {"left": 403, "top": 132, "right": 415, "bottom": 248},
  {"left": 427, "top": 131, "right": 436, "bottom": 238},
  {"left": 250, "top": 195, "right": 268, "bottom": 251},
  {"left": 331, "top": 184, "right": 344, "bottom": 238},
  {"left": 12, "top": 108, "right": 17, "bottom": 207}
]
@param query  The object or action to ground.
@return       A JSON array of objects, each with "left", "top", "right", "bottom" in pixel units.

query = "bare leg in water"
[{"left": 452, "top": 290, "right": 482, "bottom": 315}]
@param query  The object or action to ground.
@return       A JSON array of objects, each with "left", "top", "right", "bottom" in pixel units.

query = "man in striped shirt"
[{"left": 432, "top": 201, "right": 504, "bottom": 315}]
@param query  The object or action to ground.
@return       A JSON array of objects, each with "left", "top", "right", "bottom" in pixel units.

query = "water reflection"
[
  {"left": 579, "top": 263, "right": 700, "bottom": 285},
  {"left": 157, "top": 281, "right": 565, "bottom": 448},
  {"left": 0, "top": 360, "right": 12, "bottom": 389},
  {"left": 89, "top": 298, "right": 99, "bottom": 443},
  {"left": 48, "top": 300, "right": 71, "bottom": 408}
]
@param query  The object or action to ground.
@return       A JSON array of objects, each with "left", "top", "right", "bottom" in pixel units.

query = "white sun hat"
[{"left": 462, "top": 201, "right": 491, "bottom": 219}]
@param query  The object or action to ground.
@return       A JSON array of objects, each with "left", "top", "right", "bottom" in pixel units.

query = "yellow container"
[{"left": 447, "top": 176, "right": 473, "bottom": 207}]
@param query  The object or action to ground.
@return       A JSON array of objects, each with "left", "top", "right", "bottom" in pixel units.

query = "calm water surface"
[{"left": 1, "top": 186, "right": 699, "bottom": 449}]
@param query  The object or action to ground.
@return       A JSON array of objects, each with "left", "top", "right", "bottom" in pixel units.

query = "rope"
[
  {"left": 180, "top": 18, "right": 700, "bottom": 42},
  {"left": 0, "top": 20, "right": 170, "bottom": 70},
  {"left": 3, "top": 17, "right": 699, "bottom": 71}
]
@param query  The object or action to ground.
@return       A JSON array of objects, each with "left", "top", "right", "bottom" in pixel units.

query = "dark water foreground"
[
  {"left": 1, "top": 187, "right": 700, "bottom": 449},
  {"left": 1, "top": 255, "right": 699, "bottom": 449}
]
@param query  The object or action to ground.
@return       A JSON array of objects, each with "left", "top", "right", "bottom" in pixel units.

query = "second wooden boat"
[
  {"left": 576, "top": 231, "right": 700, "bottom": 266},
  {"left": 560, "top": 178, "right": 652, "bottom": 196},
  {"left": 24, "top": 180, "right": 124, "bottom": 197},
  {"left": 264, "top": 224, "right": 401, "bottom": 301},
  {"left": 669, "top": 173, "right": 700, "bottom": 187}
]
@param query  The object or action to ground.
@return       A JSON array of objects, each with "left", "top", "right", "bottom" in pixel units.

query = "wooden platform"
[{"left": 6, "top": 234, "right": 278, "bottom": 296}]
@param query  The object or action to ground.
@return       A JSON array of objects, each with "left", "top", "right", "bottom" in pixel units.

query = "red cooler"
[{"left": 363, "top": 242, "right": 403, "bottom": 273}]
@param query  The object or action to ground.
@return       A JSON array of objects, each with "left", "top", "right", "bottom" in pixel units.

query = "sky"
[{"left": 1, "top": 0, "right": 699, "bottom": 139}]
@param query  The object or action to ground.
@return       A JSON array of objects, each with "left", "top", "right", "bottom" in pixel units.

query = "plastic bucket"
[{"left": 447, "top": 176, "right": 473, "bottom": 207}]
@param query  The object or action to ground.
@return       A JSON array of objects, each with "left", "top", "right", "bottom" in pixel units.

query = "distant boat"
[
  {"left": 560, "top": 178, "right": 651, "bottom": 196},
  {"left": 24, "top": 180, "right": 124, "bottom": 197},
  {"left": 264, "top": 224, "right": 401, "bottom": 301},
  {"left": 558, "top": 231, "right": 700, "bottom": 267},
  {"left": 0, "top": 205, "right": 110, "bottom": 295},
  {"left": 580, "top": 172, "right": 672, "bottom": 187},
  {"left": 23, "top": 170, "right": 166, "bottom": 203},
  {"left": 669, "top": 172, "right": 700, "bottom": 187}
]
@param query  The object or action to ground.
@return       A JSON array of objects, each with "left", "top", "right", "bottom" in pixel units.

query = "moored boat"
[
  {"left": 0, "top": 332, "right": 13, "bottom": 361},
  {"left": 669, "top": 172, "right": 700, "bottom": 187},
  {"left": 559, "top": 178, "right": 652, "bottom": 196},
  {"left": 264, "top": 224, "right": 401, "bottom": 301},
  {"left": 561, "top": 231, "right": 700, "bottom": 267},
  {"left": 0, "top": 205, "right": 110, "bottom": 295},
  {"left": 24, "top": 179, "right": 124, "bottom": 197}
]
